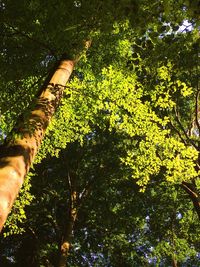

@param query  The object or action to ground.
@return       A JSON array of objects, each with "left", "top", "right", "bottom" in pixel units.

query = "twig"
[{"left": 169, "top": 119, "right": 187, "bottom": 146}]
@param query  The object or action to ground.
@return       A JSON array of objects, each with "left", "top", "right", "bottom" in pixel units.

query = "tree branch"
[
  {"left": 195, "top": 88, "right": 200, "bottom": 133},
  {"left": 173, "top": 107, "right": 198, "bottom": 149},
  {"left": 181, "top": 181, "right": 200, "bottom": 220},
  {"left": 169, "top": 119, "right": 187, "bottom": 146}
]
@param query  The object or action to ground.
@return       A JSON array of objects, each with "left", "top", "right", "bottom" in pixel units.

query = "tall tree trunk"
[
  {"left": 58, "top": 190, "right": 77, "bottom": 267},
  {"left": 172, "top": 258, "right": 178, "bottom": 267},
  {"left": 0, "top": 59, "right": 75, "bottom": 231},
  {"left": 181, "top": 181, "right": 200, "bottom": 220}
]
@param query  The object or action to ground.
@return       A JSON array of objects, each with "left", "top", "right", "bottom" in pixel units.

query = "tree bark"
[
  {"left": 0, "top": 59, "right": 75, "bottom": 231},
  {"left": 181, "top": 181, "right": 200, "bottom": 220},
  {"left": 172, "top": 258, "right": 178, "bottom": 267},
  {"left": 58, "top": 190, "right": 77, "bottom": 267}
]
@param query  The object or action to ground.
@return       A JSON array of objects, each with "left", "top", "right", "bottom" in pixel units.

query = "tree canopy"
[{"left": 0, "top": 0, "right": 200, "bottom": 266}]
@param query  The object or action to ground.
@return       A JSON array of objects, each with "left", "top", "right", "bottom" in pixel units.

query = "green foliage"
[
  {"left": 0, "top": 76, "right": 43, "bottom": 141},
  {"left": 3, "top": 173, "right": 34, "bottom": 237},
  {"left": 0, "top": 0, "right": 200, "bottom": 265}
]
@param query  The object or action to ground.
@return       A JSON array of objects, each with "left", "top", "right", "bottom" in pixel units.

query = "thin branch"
[
  {"left": 77, "top": 179, "right": 94, "bottom": 209},
  {"left": 182, "top": 181, "right": 199, "bottom": 198},
  {"left": 195, "top": 88, "right": 200, "bottom": 133},
  {"left": 181, "top": 181, "right": 200, "bottom": 220},
  {"left": 67, "top": 171, "right": 72, "bottom": 197},
  {"left": 178, "top": 23, "right": 194, "bottom": 34},
  {"left": 169, "top": 119, "right": 187, "bottom": 145},
  {"left": 195, "top": 162, "right": 200, "bottom": 171},
  {"left": 173, "top": 107, "right": 198, "bottom": 149}
]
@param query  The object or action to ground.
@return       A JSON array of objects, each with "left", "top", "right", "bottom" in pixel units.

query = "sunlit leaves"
[
  {"left": 162, "top": 139, "right": 198, "bottom": 182},
  {"left": 0, "top": 0, "right": 200, "bottom": 264},
  {"left": 3, "top": 173, "right": 34, "bottom": 237},
  {"left": 0, "top": 76, "right": 42, "bottom": 137}
]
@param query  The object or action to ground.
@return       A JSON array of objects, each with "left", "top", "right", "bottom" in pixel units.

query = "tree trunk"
[
  {"left": 172, "top": 258, "right": 178, "bottom": 267},
  {"left": 181, "top": 181, "right": 200, "bottom": 220},
  {"left": 0, "top": 59, "right": 75, "bottom": 231},
  {"left": 58, "top": 190, "right": 77, "bottom": 267}
]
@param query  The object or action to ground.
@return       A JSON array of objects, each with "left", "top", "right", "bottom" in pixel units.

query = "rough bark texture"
[
  {"left": 0, "top": 59, "right": 75, "bottom": 231},
  {"left": 181, "top": 181, "right": 200, "bottom": 220}
]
